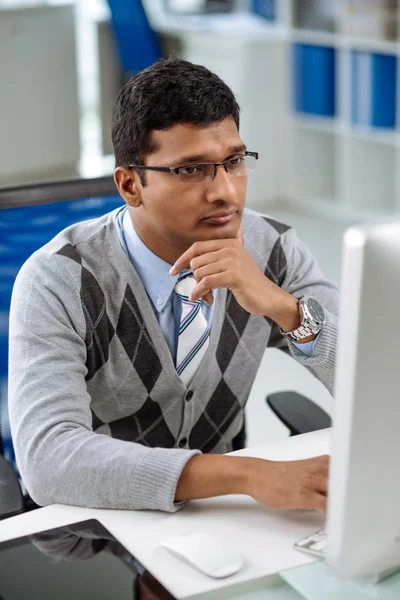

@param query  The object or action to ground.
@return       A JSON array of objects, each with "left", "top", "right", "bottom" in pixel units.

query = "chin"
[{"left": 197, "top": 223, "right": 238, "bottom": 241}]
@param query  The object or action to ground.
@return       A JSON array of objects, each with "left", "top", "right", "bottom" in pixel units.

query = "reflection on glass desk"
[{"left": 0, "top": 519, "right": 175, "bottom": 600}]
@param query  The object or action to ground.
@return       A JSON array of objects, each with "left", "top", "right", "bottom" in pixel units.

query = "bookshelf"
[{"left": 280, "top": 0, "right": 400, "bottom": 220}]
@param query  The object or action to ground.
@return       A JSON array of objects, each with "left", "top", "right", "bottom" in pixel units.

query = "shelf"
[
  {"left": 290, "top": 30, "right": 400, "bottom": 54},
  {"left": 347, "top": 126, "right": 398, "bottom": 146},
  {"left": 293, "top": 118, "right": 399, "bottom": 145},
  {"left": 287, "top": 1, "right": 400, "bottom": 219},
  {"left": 289, "top": 128, "right": 337, "bottom": 200},
  {"left": 341, "top": 35, "right": 399, "bottom": 55},
  {"left": 291, "top": 29, "right": 338, "bottom": 46},
  {"left": 291, "top": 114, "right": 340, "bottom": 134},
  {"left": 343, "top": 138, "right": 396, "bottom": 214}
]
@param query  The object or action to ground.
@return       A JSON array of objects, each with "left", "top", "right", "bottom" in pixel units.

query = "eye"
[
  {"left": 227, "top": 156, "right": 244, "bottom": 166},
  {"left": 178, "top": 164, "right": 202, "bottom": 176}
]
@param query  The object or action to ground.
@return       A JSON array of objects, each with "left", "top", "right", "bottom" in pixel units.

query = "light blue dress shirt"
[{"left": 115, "top": 207, "right": 316, "bottom": 360}]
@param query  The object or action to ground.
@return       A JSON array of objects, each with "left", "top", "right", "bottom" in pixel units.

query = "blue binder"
[
  {"left": 351, "top": 51, "right": 397, "bottom": 129},
  {"left": 251, "top": 0, "right": 276, "bottom": 21},
  {"left": 292, "top": 43, "right": 336, "bottom": 117}
]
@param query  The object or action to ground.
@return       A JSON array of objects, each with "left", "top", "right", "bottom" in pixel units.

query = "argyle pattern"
[
  {"left": 50, "top": 212, "right": 301, "bottom": 454},
  {"left": 9, "top": 207, "right": 339, "bottom": 512}
]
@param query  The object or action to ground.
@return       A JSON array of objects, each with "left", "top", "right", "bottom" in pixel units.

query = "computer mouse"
[{"left": 159, "top": 531, "right": 243, "bottom": 578}]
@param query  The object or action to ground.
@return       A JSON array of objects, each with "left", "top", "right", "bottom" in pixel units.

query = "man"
[{"left": 9, "top": 58, "right": 338, "bottom": 515}]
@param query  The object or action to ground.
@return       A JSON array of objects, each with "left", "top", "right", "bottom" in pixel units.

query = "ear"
[{"left": 114, "top": 167, "right": 143, "bottom": 208}]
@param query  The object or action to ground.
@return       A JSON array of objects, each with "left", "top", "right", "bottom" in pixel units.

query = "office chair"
[
  {"left": 0, "top": 177, "right": 119, "bottom": 519},
  {"left": 231, "top": 392, "right": 331, "bottom": 451},
  {"left": 266, "top": 390, "right": 331, "bottom": 436},
  {"left": 0, "top": 437, "right": 24, "bottom": 520}
]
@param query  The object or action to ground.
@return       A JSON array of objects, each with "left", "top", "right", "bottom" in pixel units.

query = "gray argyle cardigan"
[{"left": 8, "top": 208, "right": 339, "bottom": 512}]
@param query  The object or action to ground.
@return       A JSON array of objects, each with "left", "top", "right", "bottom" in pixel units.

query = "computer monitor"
[{"left": 327, "top": 218, "right": 400, "bottom": 581}]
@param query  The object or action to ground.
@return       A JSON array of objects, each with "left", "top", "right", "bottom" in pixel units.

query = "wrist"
[
  {"left": 175, "top": 454, "right": 254, "bottom": 501},
  {"left": 267, "top": 292, "right": 301, "bottom": 332},
  {"left": 240, "top": 457, "right": 276, "bottom": 499},
  {"left": 234, "top": 457, "right": 257, "bottom": 495}
]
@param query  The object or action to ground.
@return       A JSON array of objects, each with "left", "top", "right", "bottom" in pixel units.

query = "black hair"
[{"left": 111, "top": 57, "right": 240, "bottom": 183}]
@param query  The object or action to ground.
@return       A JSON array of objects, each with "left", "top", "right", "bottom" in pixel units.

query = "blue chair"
[
  {"left": 0, "top": 177, "right": 121, "bottom": 518},
  {"left": 106, "top": 0, "right": 162, "bottom": 74}
]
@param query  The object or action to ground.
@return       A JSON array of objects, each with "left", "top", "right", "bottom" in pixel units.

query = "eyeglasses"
[{"left": 128, "top": 151, "right": 258, "bottom": 185}]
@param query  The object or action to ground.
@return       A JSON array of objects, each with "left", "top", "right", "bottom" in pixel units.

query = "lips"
[{"left": 202, "top": 209, "right": 237, "bottom": 225}]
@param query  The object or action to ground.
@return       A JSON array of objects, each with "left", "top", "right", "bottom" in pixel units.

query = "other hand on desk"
[
  {"left": 176, "top": 454, "right": 329, "bottom": 513},
  {"left": 245, "top": 454, "right": 329, "bottom": 513}
]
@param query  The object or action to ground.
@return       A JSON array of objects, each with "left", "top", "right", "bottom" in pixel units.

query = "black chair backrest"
[{"left": 0, "top": 176, "right": 116, "bottom": 208}]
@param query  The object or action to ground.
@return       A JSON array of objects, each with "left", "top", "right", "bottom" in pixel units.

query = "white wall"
[{"left": 0, "top": 5, "right": 80, "bottom": 186}]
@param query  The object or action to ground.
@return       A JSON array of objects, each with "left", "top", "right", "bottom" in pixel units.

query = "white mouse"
[{"left": 159, "top": 531, "right": 243, "bottom": 578}]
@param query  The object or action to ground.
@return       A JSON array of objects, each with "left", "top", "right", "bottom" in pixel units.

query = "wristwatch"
[{"left": 280, "top": 295, "right": 326, "bottom": 342}]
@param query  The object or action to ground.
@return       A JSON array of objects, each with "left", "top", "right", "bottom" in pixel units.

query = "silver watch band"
[
  {"left": 280, "top": 296, "right": 325, "bottom": 343},
  {"left": 282, "top": 323, "right": 317, "bottom": 342}
]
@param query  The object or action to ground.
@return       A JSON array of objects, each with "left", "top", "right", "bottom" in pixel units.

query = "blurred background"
[
  {"left": 1, "top": 0, "right": 399, "bottom": 454},
  {"left": 3, "top": 0, "right": 400, "bottom": 221}
]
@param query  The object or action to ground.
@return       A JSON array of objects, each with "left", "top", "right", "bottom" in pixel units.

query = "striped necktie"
[{"left": 174, "top": 275, "right": 210, "bottom": 386}]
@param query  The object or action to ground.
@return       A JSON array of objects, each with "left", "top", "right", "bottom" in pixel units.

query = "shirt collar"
[{"left": 121, "top": 207, "right": 191, "bottom": 312}]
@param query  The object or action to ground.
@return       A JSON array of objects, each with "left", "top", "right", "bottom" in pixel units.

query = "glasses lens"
[
  {"left": 225, "top": 156, "right": 256, "bottom": 177},
  {"left": 176, "top": 155, "right": 257, "bottom": 184},
  {"left": 177, "top": 163, "right": 214, "bottom": 184}
]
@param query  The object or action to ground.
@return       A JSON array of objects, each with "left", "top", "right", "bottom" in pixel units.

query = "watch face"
[{"left": 306, "top": 298, "right": 325, "bottom": 324}]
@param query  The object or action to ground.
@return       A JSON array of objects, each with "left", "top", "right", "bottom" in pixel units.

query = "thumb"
[{"left": 202, "top": 291, "right": 214, "bottom": 306}]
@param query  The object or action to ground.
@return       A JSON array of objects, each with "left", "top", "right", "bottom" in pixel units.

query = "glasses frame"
[{"left": 127, "top": 151, "right": 258, "bottom": 182}]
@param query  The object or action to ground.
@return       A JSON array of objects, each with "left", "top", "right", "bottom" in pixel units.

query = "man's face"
[{"left": 129, "top": 117, "right": 247, "bottom": 256}]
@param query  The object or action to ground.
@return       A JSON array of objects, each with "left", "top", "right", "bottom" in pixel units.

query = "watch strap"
[
  {"left": 280, "top": 296, "right": 325, "bottom": 342},
  {"left": 281, "top": 323, "right": 318, "bottom": 342}
]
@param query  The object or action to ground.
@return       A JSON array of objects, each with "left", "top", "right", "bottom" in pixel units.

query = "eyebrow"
[{"left": 170, "top": 144, "right": 247, "bottom": 166}]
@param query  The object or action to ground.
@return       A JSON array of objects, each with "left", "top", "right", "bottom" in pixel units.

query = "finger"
[
  {"left": 303, "top": 455, "right": 330, "bottom": 474},
  {"left": 316, "top": 455, "right": 330, "bottom": 475},
  {"left": 304, "top": 454, "right": 330, "bottom": 464},
  {"left": 189, "top": 272, "right": 231, "bottom": 302},
  {"left": 192, "top": 260, "right": 228, "bottom": 284},
  {"left": 314, "top": 475, "right": 329, "bottom": 496},
  {"left": 169, "top": 241, "right": 232, "bottom": 275},
  {"left": 318, "top": 454, "right": 330, "bottom": 462},
  {"left": 190, "top": 249, "right": 226, "bottom": 273},
  {"left": 202, "top": 291, "right": 214, "bottom": 306},
  {"left": 311, "top": 492, "right": 327, "bottom": 514}
]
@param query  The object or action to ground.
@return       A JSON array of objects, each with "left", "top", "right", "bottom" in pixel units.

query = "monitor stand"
[
  {"left": 280, "top": 561, "right": 400, "bottom": 599},
  {"left": 369, "top": 564, "right": 400, "bottom": 584}
]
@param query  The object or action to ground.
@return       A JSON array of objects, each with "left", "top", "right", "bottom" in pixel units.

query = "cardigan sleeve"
[{"left": 8, "top": 251, "right": 200, "bottom": 512}]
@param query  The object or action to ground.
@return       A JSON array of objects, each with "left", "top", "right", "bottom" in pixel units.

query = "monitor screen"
[
  {"left": 0, "top": 519, "right": 176, "bottom": 600},
  {"left": 327, "top": 219, "right": 400, "bottom": 581}
]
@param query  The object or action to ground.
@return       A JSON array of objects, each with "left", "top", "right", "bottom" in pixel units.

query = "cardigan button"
[
  {"left": 179, "top": 438, "right": 188, "bottom": 448},
  {"left": 185, "top": 390, "right": 193, "bottom": 401}
]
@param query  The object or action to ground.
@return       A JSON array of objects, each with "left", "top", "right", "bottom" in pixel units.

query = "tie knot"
[{"left": 174, "top": 275, "right": 197, "bottom": 300}]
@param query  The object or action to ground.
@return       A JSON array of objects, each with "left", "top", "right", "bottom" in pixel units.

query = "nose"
[{"left": 205, "top": 164, "right": 238, "bottom": 204}]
